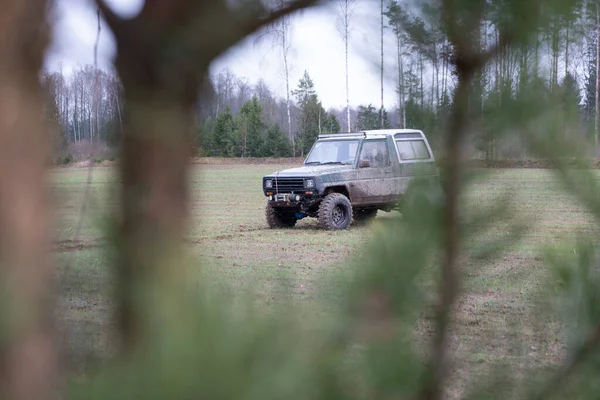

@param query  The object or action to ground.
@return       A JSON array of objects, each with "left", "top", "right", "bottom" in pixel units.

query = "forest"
[{"left": 43, "top": 0, "right": 600, "bottom": 162}]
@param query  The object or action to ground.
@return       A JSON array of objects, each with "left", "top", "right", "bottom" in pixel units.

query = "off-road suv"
[{"left": 262, "top": 129, "right": 439, "bottom": 230}]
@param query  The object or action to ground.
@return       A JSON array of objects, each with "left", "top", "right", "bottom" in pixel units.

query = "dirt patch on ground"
[
  {"left": 53, "top": 160, "right": 117, "bottom": 169},
  {"left": 54, "top": 239, "right": 106, "bottom": 253}
]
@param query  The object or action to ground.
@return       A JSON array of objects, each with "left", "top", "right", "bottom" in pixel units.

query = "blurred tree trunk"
[
  {"left": 96, "top": 0, "right": 319, "bottom": 352},
  {"left": 0, "top": 1, "right": 59, "bottom": 399}
]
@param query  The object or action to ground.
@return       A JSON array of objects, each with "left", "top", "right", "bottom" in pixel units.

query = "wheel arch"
[{"left": 323, "top": 185, "right": 351, "bottom": 201}]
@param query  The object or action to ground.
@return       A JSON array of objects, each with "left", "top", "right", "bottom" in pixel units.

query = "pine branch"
[
  {"left": 533, "top": 323, "right": 600, "bottom": 400},
  {"left": 94, "top": 0, "right": 123, "bottom": 35},
  {"left": 418, "top": 10, "right": 515, "bottom": 400},
  {"left": 244, "top": 0, "right": 321, "bottom": 35}
]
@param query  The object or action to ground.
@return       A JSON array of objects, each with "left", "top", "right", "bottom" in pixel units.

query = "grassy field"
[{"left": 51, "top": 163, "right": 598, "bottom": 395}]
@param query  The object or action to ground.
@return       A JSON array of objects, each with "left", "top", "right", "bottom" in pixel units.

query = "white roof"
[{"left": 318, "top": 129, "right": 424, "bottom": 140}]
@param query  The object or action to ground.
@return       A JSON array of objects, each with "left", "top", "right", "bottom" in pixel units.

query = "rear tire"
[
  {"left": 318, "top": 193, "right": 353, "bottom": 230},
  {"left": 266, "top": 203, "right": 297, "bottom": 228}
]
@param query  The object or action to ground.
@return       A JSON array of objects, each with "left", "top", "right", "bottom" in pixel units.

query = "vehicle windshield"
[{"left": 304, "top": 139, "right": 359, "bottom": 165}]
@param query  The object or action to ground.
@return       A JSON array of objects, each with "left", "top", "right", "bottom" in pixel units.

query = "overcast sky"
[{"left": 45, "top": 0, "right": 404, "bottom": 110}]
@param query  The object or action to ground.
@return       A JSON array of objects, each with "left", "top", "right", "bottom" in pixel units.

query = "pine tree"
[
  {"left": 379, "top": 106, "right": 390, "bottom": 129},
  {"left": 385, "top": 1, "right": 409, "bottom": 128},
  {"left": 560, "top": 72, "right": 582, "bottom": 128},
  {"left": 584, "top": 36, "right": 598, "bottom": 140},
  {"left": 238, "top": 97, "right": 265, "bottom": 157},
  {"left": 292, "top": 71, "right": 324, "bottom": 155},
  {"left": 262, "top": 124, "right": 291, "bottom": 157},
  {"left": 211, "top": 107, "right": 236, "bottom": 157},
  {"left": 356, "top": 104, "right": 380, "bottom": 130},
  {"left": 322, "top": 113, "right": 341, "bottom": 133}
]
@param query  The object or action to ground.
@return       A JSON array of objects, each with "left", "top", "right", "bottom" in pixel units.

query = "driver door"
[{"left": 351, "top": 139, "right": 393, "bottom": 204}]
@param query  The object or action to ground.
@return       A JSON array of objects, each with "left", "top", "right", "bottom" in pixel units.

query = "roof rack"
[{"left": 317, "top": 132, "right": 366, "bottom": 139}]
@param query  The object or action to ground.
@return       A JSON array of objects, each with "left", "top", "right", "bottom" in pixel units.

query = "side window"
[
  {"left": 395, "top": 140, "right": 431, "bottom": 161},
  {"left": 359, "top": 140, "right": 390, "bottom": 168},
  {"left": 411, "top": 140, "right": 430, "bottom": 159},
  {"left": 396, "top": 141, "right": 416, "bottom": 160}
]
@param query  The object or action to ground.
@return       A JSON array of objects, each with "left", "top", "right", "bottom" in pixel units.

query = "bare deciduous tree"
[
  {"left": 380, "top": 0, "right": 384, "bottom": 128},
  {"left": 255, "top": 0, "right": 297, "bottom": 155},
  {"left": 93, "top": 8, "right": 101, "bottom": 144},
  {"left": 336, "top": 0, "right": 357, "bottom": 132}
]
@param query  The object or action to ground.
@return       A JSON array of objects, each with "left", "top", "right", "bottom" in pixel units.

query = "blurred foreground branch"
[
  {"left": 94, "top": 0, "right": 323, "bottom": 353},
  {"left": 420, "top": 2, "right": 514, "bottom": 399},
  {"left": 0, "top": 1, "right": 58, "bottom": 399}
]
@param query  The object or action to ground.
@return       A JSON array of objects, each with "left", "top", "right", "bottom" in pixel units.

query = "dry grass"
[{"left": 50, "top": 164, "right": 597, "bottom": 390}]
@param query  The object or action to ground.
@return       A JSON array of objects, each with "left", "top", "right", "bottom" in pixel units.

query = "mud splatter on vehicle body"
[{"left": 262, "top": 129, "right": 440, "bottom": 230}]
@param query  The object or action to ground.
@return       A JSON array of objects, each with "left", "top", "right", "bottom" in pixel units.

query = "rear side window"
[{"left": 395, "top": 140, "right": 430, "bottom": 161}]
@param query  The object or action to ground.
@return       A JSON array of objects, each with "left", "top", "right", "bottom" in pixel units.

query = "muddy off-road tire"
[
  {"left": 318, "top": 193, "right": 353, "bottom": 230},
  {"left": 266, "top": 203, "right": 297, "bottom": 228},
  {"left": 352, "top": 208, "right": 378, "bottom": 225}
]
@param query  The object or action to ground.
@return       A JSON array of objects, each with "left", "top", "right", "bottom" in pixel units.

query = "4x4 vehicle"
[{"left": 262, "top": 129, "right": 438, "bottom": 230}]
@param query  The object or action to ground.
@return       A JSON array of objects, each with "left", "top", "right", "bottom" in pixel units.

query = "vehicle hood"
[{"left": 267, "top": 164, "right": 353, "bottom": 177}]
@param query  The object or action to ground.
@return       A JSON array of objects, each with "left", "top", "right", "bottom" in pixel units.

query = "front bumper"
[{"left": 266, "top": 192, "right": 321, "bottom": 209}]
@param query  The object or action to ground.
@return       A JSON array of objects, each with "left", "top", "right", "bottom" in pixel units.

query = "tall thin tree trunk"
[
  {"left": 431, "top": 62, "right": 435, "bottom": 113},
  {"left": 318, "top": 107, "right": 322, "bottom": 134},
  {"left": 66, "top": 95, "right": 69, "bottom": 143},
  {"left": 534, "top": 31, "right": 539, "bottom": 78},
  {"left": 89, "top": 108, "right": 92, "bottom": 144},
  {"left": 74, "top": 94, "right": 78, "bottom": 142},
  {"left": 397, "top": 33, "right": 405, "bottom": 128},
  {"left": 565, "top": 22, "right": 570, "bottom": 76},
  {"left": 594, "top": 4, "right": 600, "bottom": 151},
  {"left": 380, "top": 0, "right": 384, "bottom": 128},
  {"left": 345, "top": 13, "right": 351, "bottom": 132},
  {"left": 94, "top": 9, "right": 101, "bottom": 144},
  {"left": 551, "top": 21, "right": 559, "bottom": 90},
  {"left": 419, "top": 52, "right": 424, "bottom": 112},
  {"left": 495, "top": 28, "right": 500, "bottom": 94},
  {"left": 441, "top": 40, "right": 447, "bottom": 107},
  {"left": 81, "top": 85, "right": 85, "bottom": 141},
  {"left": 282, "top": 26, "right": 295, "bottom": 156},
  {"left": 435, "top": 41, "right": 439, "bottom": 111},
  {"left": 115, "top": 91, "right": 124, "bottom": 137}
]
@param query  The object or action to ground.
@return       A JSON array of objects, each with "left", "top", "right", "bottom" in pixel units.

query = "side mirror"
[{"left": 359, "top": 159, "right": 370, "bottom": 168}]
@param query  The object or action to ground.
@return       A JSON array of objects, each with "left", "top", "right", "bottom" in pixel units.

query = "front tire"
[
  {"left": 318, "top": 193, "right": 353, "bottom": 230},
  {"left": 266, "top": 203, "right": 297, "bottom": 228}
]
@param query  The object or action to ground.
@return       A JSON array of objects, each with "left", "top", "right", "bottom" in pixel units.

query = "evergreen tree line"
[
  {"left": 383, "top": 0, "right": 600, "bottom": 159},
  {"left": 197, "top": 69, "right": 395, "bottom": 157},
  {"left": 198, "top": 0, "right": 600, "bottom": 160},
  {"left": 42, "top": 0, "right": 600, "bottom": 161},
  {"left": 199, "top": 99, "right": 293, "bottom": 158},
  {"left": 41, "top": 65, "right": 396, "bottom": 159}
]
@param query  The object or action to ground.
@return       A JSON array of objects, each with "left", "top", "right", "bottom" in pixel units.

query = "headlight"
[
  {"left": 305, "top": 179, "right": 314, "bottom": 188},
  {"left": 265, "top": 179, "right": 273, "bottom": 188}
]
